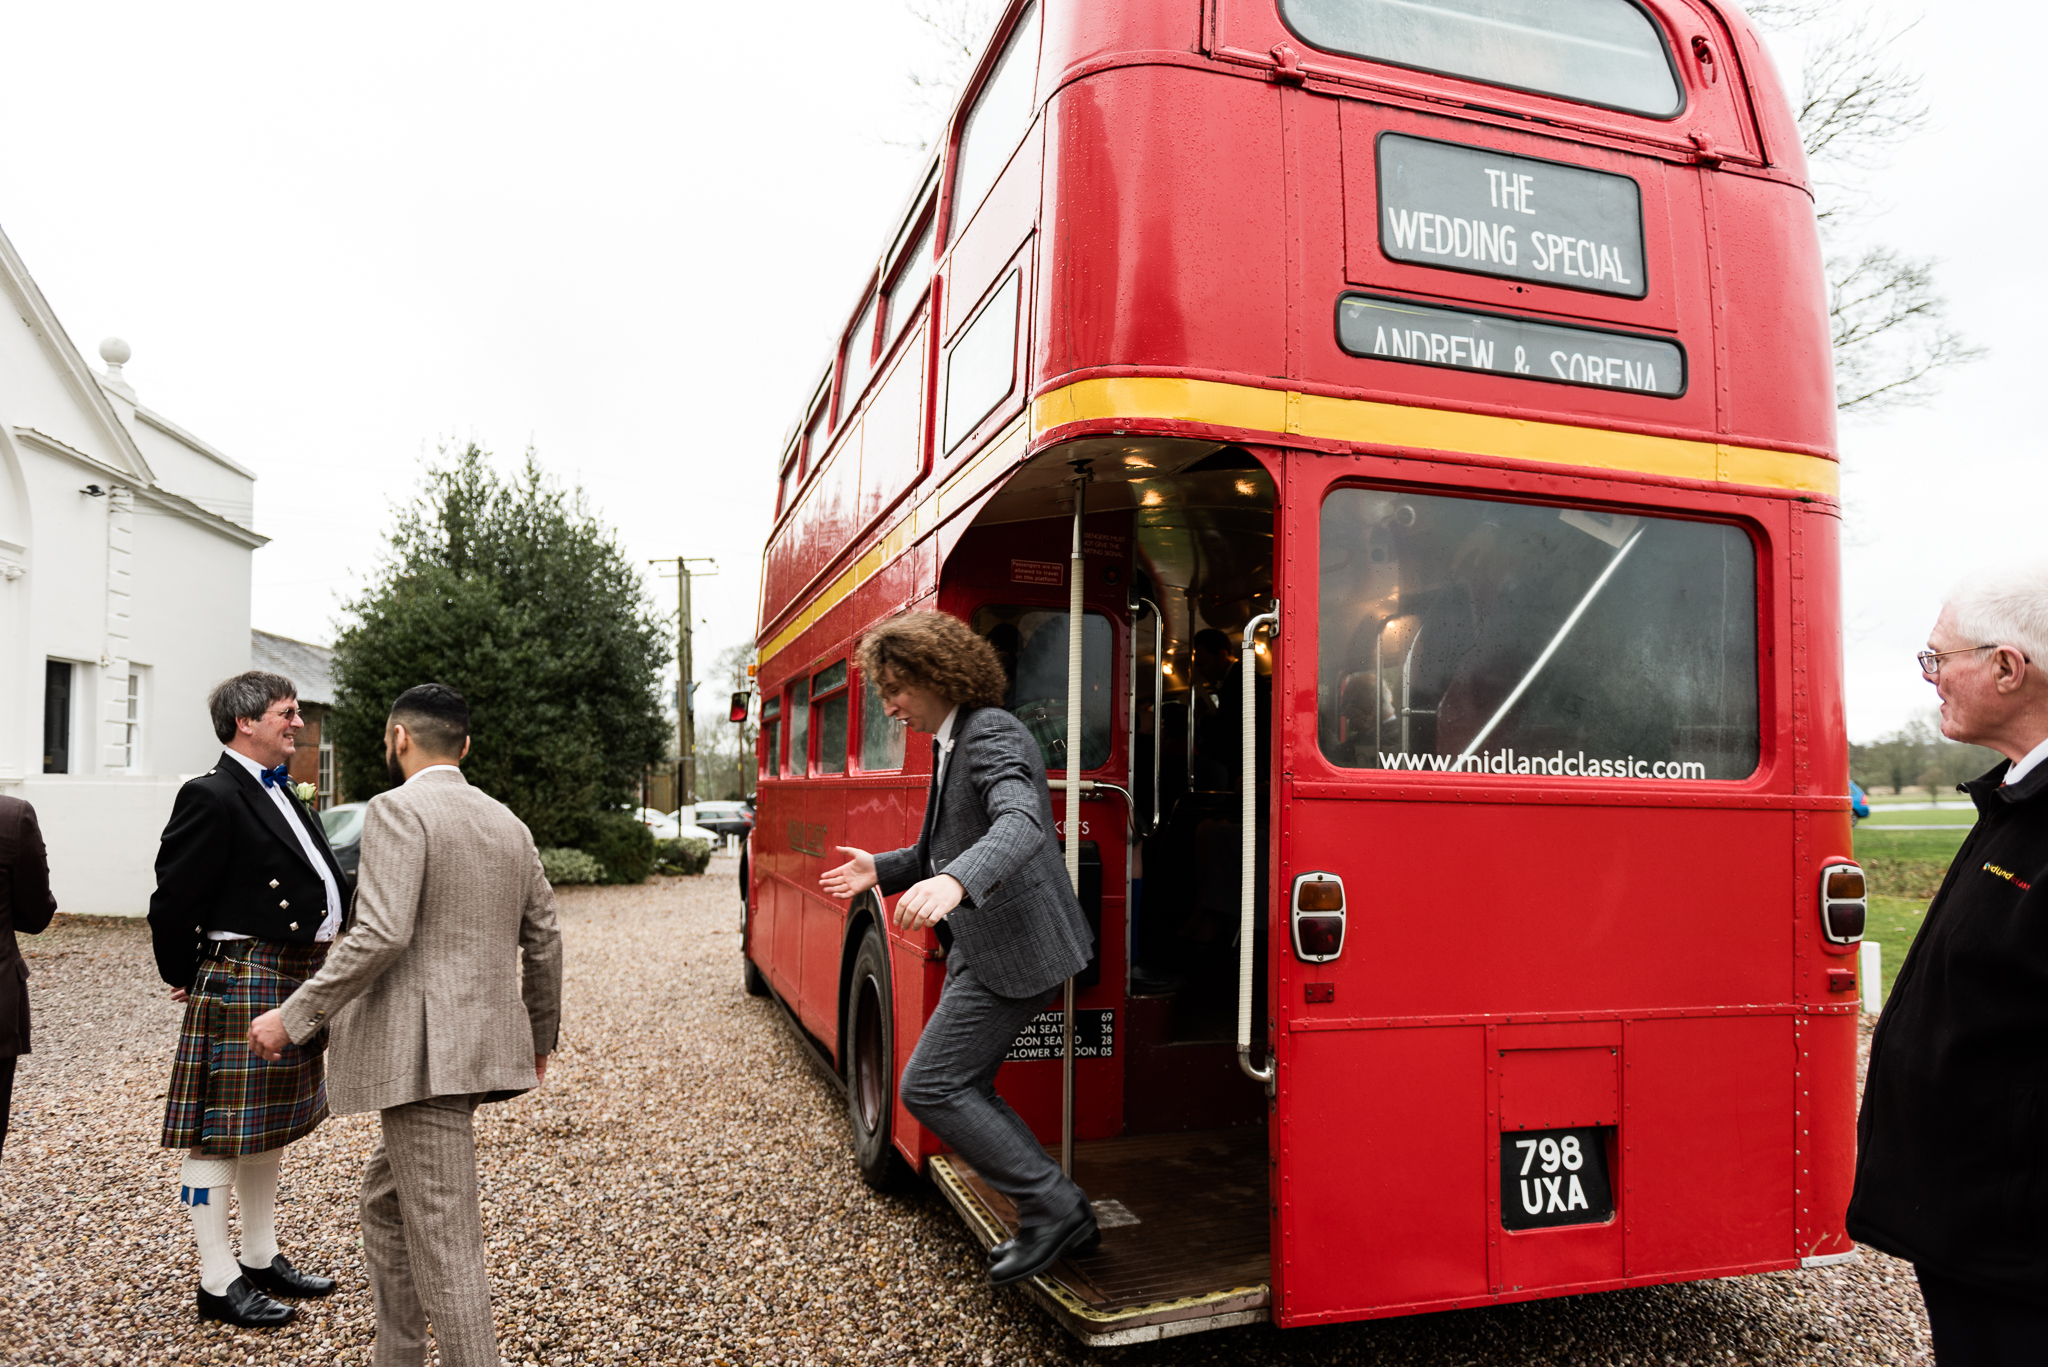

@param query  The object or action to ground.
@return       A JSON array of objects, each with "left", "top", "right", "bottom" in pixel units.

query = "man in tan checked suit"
[{"left": 249, "top": 682, "right": 562, "bottom": 1367}]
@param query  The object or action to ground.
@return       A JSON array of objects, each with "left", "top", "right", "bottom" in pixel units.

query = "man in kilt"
[{"left": 149, "top": 671, "right": 350, "bottom": 1328}]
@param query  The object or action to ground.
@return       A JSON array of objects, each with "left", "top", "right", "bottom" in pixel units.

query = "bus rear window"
[
  {"left": 1318, "top": 489, "right": 1756, "bottom": 780},
  {"left": 1280, "top": 0, "right": 1683, "bottom": 118},
  {"left": 973, "top": 606, "right": 1114, "bottom": 772}
]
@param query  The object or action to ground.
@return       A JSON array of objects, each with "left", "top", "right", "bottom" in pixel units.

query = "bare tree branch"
[
  {"left": 1796, "top": 19, "right": 1928, "bottom": 190},
  {"left": 1829, "top": 245, "right": 1987, "bottom": 413},
  {"left": 1746, "top": 5, "right": 1979, "bottom": 412},
  {"left": 889, "top": 0, "right": 1004, "bottom": 153}
]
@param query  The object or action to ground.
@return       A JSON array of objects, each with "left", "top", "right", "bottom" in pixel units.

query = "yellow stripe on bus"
[
  {"left": 760, "top": 383, "right": 1834, "bottom": 668},
  {"left": 1031, "top": 376, "right": 1839, "bottom": 496}
]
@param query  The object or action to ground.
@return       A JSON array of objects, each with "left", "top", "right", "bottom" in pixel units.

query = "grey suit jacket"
[
  {"left": 277, "top": 768, "right": 563, "bottom": 1114},
  {"left": 874, "top": 705, "right": 1092, "bottom": 999}
]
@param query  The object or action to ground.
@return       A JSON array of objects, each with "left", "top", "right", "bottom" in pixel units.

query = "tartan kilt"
[{"left": 161, "top": 939, "right": 329, "bottom": 1156}]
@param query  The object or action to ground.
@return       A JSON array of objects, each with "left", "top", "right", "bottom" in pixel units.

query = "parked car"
[
  {"left": 318, "top": 802, "right": 367, "bottom": 889},
  {"left": 691, "top": 800, "right": 755, "bottom": 840},
  {"left": 640, "top": 806, "right": 719, "bottom": 843}
]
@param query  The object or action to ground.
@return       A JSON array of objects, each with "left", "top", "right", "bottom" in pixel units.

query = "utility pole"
[{"left": 651, "top": 556, "right": 717, "bottom": 808}]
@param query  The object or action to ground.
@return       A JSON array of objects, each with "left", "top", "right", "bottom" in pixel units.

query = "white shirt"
[
  {"left": 932, "top": 707, "right": 961, "bottom": 793},
  {"left": 405, "top": 763, "right": 463, "bottom": 784},
  {"left": 2005, "top": 735, "right": 2048, "bottom": 788},
  {"left": 208, "top": 748, "right": 345, "bottom": 943},
  {"left": 928, "top": 707, "right": 961, "bottom": 879}
]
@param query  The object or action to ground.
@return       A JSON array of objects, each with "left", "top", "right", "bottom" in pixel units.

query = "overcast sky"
[{"left": 1, "top": 0, "right": 2032, "bottom": 743}]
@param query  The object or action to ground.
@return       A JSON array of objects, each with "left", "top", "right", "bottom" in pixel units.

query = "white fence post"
[{"left": 1860, "top": 940, "right": 1883, "bottom": 1014}]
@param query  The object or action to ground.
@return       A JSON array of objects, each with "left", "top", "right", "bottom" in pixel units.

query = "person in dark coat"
[
  {"left": 820, "top": 610, "right": 1099, "bottom": 1289},
  {"left": 1849, "top": 563, "right": 2048, "bottom": 1365},
  {"left": 148, "top": 672, "right": 351, "bottom": 1330},
  {"left": 0, "top": 794, "right": 57, "bottom": 1159}
]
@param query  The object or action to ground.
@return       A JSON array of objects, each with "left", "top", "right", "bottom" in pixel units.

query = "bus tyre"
[
  {"left": 846, "top": 923, "right": 910, "bottom": 1190},
  {"left": 741, "top": 869, "right": 769, "bottom": 999}
]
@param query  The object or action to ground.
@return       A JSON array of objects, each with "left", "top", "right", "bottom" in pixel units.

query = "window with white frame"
[
  {"left": 318, "top": 739, "right": 335, "bottom": 809},
  {"left": 122, "top": 669, "right": 145, "bottom": 771},
  {"left": 42, "top": 660, "right": 72, "bottom": 774}
]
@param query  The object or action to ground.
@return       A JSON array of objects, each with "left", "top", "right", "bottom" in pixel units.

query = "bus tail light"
[
  {"left": 1820, "top": 862, "right": 1867, "bottom": 944},
  {"left": 1292, "top": 872, "right": 1346, "bottom": 963}
]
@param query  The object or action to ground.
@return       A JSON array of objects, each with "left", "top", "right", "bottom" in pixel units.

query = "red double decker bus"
[{"left": 745, "top": 0, "right": 1860, "bottom": 1342}]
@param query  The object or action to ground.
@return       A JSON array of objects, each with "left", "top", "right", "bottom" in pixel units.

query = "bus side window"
[
  {"left": 789, "top": 676, "right": 811, "bottom": 777},
  {"left": 812, "top": 662, "right": 850, "bottom": 776},
  {"left": 859, "top": 670, "right": 906, "bottom": 772},
  {"left": 760, "top": 694, "right": 782, "bottom": 778}
]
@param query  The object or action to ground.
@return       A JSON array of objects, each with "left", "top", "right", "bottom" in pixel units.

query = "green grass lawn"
[
  {"left": 1854, "top": 825, "right": 1971, "bottom": 862},
  {"left": 1852, "top": 823, "right": 1975, "bottom": 1003}
]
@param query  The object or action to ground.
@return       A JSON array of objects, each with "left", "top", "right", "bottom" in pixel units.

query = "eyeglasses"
[
  {"left": 265, "top": 705, "right": 305, "bottom": 722},
  {"left": 1918, "top": 645, "right": 2005, "bottom": 677}
]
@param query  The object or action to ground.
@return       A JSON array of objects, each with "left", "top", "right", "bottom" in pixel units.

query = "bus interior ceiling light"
[
  {"left": 1292, "top": 872, "right": 1347, "bottom": 963},
  {"left": 1820, "top": 863, "right": 1867, "bottom": 945}
]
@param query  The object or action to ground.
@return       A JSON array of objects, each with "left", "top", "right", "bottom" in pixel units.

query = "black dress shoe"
[
  {"left": 241, "top": 1253, "right": 337, "bottom": 1299},
  {"left": 987, "top": 1238, "right": 1016, "bottom": 1263},
  {"left": 197, "top": 1277, "right": 296, "bottom": 1328},
  {"left": 989, "top": 1205, "right": 1101, "bottom": 1287}
]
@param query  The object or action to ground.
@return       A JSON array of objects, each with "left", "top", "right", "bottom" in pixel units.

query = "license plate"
[{"left": 1501, "top": 1127, "right": 1614, "bottom": 1230}]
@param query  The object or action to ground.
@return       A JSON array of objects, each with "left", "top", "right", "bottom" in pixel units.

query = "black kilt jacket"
[
  {"left": 0, "top": 795, "right": 57, "bottom": 1058},
  {"left": 1848, "top": 758, "right": 2048, "bottom": 1302},
  {"left": 147, "top": 752, "right": 352, "bottom": 990}
]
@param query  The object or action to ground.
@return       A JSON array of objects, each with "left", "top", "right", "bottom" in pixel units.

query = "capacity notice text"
[{"left": 1006, "top": 1009, "right": 1115, "bottom": 1062}]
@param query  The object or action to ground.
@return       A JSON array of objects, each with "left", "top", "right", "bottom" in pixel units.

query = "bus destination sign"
[
  {"left": 1337, "top": 294, "right": 1684, "bottom": 397},
  {"left": 1377, "top": 132, "right": 1647, "bottom": 299}
]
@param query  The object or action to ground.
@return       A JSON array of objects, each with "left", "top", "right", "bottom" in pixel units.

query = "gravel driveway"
[{"left": 1, "top": 856, "right": 1931, "bottom": 1365}]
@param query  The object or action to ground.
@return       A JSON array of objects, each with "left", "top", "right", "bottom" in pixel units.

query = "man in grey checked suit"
[
  {"left": 248, "top": 683, "right": 562, "bottom": 1367},
  {"left": 822, "top": 610, "right": 1098, "bottom": 1287}
]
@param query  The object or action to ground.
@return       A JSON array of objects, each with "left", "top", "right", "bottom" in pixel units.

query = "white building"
[{"left": 0, "top": 224, "right": 266, "bottom": 915}]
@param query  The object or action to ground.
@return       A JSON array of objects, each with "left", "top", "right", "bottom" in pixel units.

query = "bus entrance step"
[{"left": 929, "top": 1128, "right": 1271, "bottom": 1346}]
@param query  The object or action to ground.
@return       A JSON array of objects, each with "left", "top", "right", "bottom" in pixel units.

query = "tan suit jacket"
[{"left": 278, "top": 767, "right": 562, "bottom": 1115}]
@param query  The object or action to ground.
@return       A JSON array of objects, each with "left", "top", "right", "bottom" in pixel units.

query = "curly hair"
[{"left": 856, "top": 611, "right": 1008, "bottom": 708}]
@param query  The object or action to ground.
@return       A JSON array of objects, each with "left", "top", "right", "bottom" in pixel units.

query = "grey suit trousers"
[
  {"left": 900, "top": 955, "right": 1088, "bottom": 1227},
  {"left": 361, "top": 1093, "right": 497, "bottom": 1367}
]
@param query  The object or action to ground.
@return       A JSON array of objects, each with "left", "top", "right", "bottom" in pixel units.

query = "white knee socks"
[
  {"left": 234, "top": 1148, "right": 282, "bottom": 1268},
  {"left": 178, "top": 1156, "right": 239, "bottom": 1295}
]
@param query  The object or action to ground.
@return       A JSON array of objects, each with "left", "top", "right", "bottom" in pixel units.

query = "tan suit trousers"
[{"left": 361, "top": 1093, "right": 497, "bottom": 1367}]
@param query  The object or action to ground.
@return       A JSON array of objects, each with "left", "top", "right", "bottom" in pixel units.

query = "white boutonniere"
[{"left": 293, "top": 781, "right": 318, "bottom": 804}]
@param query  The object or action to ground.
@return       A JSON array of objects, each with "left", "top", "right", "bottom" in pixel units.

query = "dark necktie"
[{"left": 260, "top": 763, "right": 291, "bottom": 789}]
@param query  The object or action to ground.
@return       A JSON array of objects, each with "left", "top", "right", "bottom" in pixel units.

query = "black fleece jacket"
[{"left": 1848, "top": 755, "right": 2048, "bottom": 1301}]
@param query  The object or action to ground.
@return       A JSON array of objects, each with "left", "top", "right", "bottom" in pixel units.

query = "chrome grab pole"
[
  {"left": 1062, "top": 476, "right": 1086, "bottom": 1177},
  {"left": 1127, "top": 596, "right": 1163, "bottom": 837},
  {"left": 1237, "top": 609, "right": 1278, "bottom": 1091}
]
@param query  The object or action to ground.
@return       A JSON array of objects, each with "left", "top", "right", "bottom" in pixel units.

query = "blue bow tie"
[{"left": 260, "top": 764, "right": 291, "bottom": 789}]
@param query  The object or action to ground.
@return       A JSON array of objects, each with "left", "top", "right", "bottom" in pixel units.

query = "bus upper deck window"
[
  {"left": 949, "top": 2, "right": 1040, "bottom": 239},
  {"left": 1317, "top": 489, "right": 1758, "bottom": 780},
  {"left": 885, "top": 214, "right": 936, "bottom": 347},
  {"left": 1280, "top": 0, "right": 1684, "bottom": 118}
]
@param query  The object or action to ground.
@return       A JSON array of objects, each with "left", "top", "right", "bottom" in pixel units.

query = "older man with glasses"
[
  {"left": 147, "top": 672, "right": 352, "bottom": 1330},
  {"left": 1849, "top": 564, "right": 2048, "bottom": 1365}
]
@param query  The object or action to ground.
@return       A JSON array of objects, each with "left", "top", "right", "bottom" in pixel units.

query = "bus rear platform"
[{"left": 929, "top": 1128, "right": 1270, "bottom": 1345}]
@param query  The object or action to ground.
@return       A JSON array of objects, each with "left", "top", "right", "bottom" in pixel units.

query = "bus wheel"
[
  {"left": 846, "top": 923, "right": 909, "bottom": 1190},
  {"left": 740, "top": 868, "right": 768, "bottom": 998}
]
